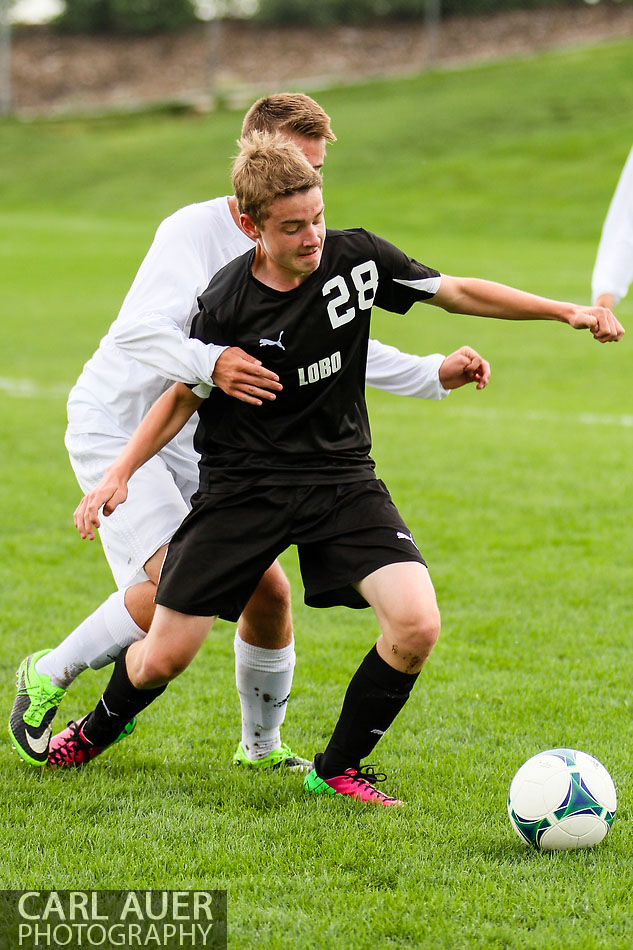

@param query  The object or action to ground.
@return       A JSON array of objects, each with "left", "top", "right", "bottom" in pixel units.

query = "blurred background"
[
  {"left": 2, "top": 0, "right": 633, "bottom": 938},
  {"left": 2, "top": 0, "right": 633, "bottom": 116}
]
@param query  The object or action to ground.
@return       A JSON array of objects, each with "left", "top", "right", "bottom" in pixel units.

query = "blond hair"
[
  {"left": 241, "top": 93, "right": 336, "bottom": 143},
  {"left": 232, "top": 131, "right": 323, "bottom": 228}
]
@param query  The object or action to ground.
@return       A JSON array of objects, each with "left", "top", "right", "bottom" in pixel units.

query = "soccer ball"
[{"left": 507, "top": 748, "right": 616, "bottom": 851}]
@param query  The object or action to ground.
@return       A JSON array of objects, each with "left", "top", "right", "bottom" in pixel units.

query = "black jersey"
[{"left": 191, "top": 228, "right": 441, "bottom": 491}]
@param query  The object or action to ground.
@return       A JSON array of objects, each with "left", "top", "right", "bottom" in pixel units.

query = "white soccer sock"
[
  {"left": 234, "top": 630, "right": 296, "bottom": 760},
  {"left": 35, "top": 589, "right": 146, "bottom": 689}
]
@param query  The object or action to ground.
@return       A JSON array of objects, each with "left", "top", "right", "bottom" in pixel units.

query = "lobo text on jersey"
[{"left": 298, "top": 351, "right": 341, "bottom": 386}]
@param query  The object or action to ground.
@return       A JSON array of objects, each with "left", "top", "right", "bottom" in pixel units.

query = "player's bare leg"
[
  {"left": 239, "top": 560, "right": 293, "bottom": 649},
  {"left": 358, "top": 562, "right": 441, "bottom": 676},
  {"left": 305, "top": 562, "right": 441, "bottom": 805},
  {"left": 125, "top": 607, "right": 215, "bottom": 687}
]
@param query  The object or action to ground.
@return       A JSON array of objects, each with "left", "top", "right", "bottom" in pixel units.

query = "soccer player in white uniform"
[
  {"left": 9, "top": 94, "right": 482, "bottom": 770},
  {"left": 47, "top": 134, "right": 623, "bottom": 804},
  {"left": 592, "top": 144, "right": 633, "bottom": 310}
]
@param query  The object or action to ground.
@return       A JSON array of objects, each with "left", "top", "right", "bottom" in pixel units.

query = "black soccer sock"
[
  {"left": 317, "top": 645, "right": 419, "bottom": 779},
  {"left": 81, "top": 647, "right": 167, "bottom": 747}
]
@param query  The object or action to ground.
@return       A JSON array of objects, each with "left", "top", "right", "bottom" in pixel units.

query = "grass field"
[{"left": 1, "top": 37, "right": 633, "bottom": 949}]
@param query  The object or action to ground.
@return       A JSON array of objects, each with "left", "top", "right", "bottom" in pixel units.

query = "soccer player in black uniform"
[{"left": 49, "top": 133, "right": 623, "bottom": 805}]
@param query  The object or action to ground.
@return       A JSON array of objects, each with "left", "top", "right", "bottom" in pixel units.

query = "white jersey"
[
  {"left": 67, "top": 196, "right": 448, "bottom": 455},
  {"left": 592, "top": 146, "right": 633, "bottom": 305}
]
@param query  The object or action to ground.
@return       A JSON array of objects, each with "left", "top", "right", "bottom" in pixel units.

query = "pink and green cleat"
[
  {"left": 48, "top": 715, "right": 136, "bottom": 769},
  {"left": 304, "top": 759, "right": 404, "bottom": 806}
]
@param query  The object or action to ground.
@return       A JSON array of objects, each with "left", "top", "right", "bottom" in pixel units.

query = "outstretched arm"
[
  {"left": 366, "top": 339, "right": 490, "bottom": 397},
  {"left": 431, "top": 276, "right": 625, "bottom": 342},
  {"left": 74, "top": 383, "right": 203, "bottom": 540},
  {"left": 365, "top": 339, "right": 448, "bottom": 399}
]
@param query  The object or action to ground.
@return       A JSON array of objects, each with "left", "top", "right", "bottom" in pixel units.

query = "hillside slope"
[{"left": 12, "top": 3, "right": 633, "bottom": 115}]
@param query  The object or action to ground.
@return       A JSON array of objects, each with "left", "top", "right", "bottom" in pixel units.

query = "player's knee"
[
  {"left": 266, "top": 580, "right": 291, "bottom": 619},
  {"left": 250, "top": 567, "right": 292, "bottom": 620},
  {"left": 134, "top": 650, "right": 187, "bottom": 687},
  {"left": 266, "top": 566, "right": 292, "bottom": 610},
  {"left": 392, "top": 605, "right": 441, "bottom": 658}
]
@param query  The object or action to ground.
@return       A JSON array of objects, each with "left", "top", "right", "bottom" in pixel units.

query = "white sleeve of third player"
[
  {"left": 110, "top": 209, "right": 228, "bottom": 385},
  {"left": 365, "top": 339, "right": 449, "bottom": 400},
  {"left": 592, "top": 146, "right": 633, "bottom": 305}
]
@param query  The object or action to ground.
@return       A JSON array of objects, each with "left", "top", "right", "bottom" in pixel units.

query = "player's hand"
[
  {"left": 439, "top": 346, "right": 491, "bottom": 391},
  {"left": 73, "top": 470, "right": 129, "bottom": 540},
  {"left": 212, "top": 346, "right": 283, "bottom": 406},
  {"left": 567, "top": 306, "right": 624, "bottom": 342}
]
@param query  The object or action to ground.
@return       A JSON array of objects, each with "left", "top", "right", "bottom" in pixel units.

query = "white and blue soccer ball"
[{"left": 507, "top": 748, "right": 616, "bottom": 851}]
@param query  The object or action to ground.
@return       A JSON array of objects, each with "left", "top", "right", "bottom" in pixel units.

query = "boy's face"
[
  {"left": 250, "top": 186, "right": 326, "bottom": 287},
  {"left": 285, "top": 134, "right": 327, "bottom": 174}
]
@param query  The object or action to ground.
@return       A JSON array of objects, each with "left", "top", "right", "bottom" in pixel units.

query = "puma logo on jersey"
[
  {"left": 259, "top": 331, "right": 285, "bottom": 350},
  {"left": 298, "top": 351, "right": 341, "bottom": 387},
  {"left": 397, "top": 531, "right": 419, "bottom": 551}
]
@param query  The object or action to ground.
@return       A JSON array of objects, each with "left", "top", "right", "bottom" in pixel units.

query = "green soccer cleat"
[
  {"left": 232, "top": 740, "right": 311, "bottom": 772},
  {"left": 8, "top": 650, "right": 67, "bottom": 766}
]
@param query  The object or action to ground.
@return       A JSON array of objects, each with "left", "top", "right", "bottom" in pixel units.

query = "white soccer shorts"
[{"left": 65, "top": 428, "right": 199, "bottom": 589}]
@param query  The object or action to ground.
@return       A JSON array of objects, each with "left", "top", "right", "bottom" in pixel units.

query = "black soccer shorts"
[{"left": 155, "top": 478, "right": 426, "bottom": 621}]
